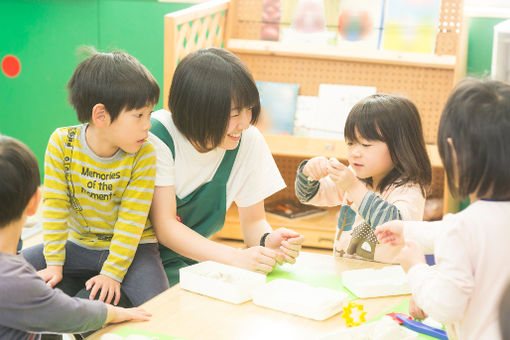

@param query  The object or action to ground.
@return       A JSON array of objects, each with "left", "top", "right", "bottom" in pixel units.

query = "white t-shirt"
[{"left": 148, "top": 109, "right": 286, "bottom": 209}]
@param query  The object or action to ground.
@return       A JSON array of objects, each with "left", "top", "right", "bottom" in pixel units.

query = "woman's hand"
[
  {"left": 265, "top": 228, "right": 304, "bottom": 264},
  {"left": 231, "top": 247, "right": 279, "bottom": 274}
]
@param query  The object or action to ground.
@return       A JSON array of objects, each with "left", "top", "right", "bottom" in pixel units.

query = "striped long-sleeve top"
[
  {"left": 42, "top": 125, "right": 157, "bottom": 282},
  {"left": 295, "top": 160, "right": 426, "bottom": 263}
]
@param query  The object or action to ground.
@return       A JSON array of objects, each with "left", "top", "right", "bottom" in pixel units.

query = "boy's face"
[{"left": 107, "top": 104, "right": 153, "bottom": 154}]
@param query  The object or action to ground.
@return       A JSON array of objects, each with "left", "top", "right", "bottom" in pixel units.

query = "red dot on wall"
[{"left": 2, "top": 55, "right": 21, "bottom": 78}]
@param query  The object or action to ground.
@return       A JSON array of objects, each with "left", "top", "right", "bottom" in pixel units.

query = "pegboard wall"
[{"left": 228, "top": 0, "right": 464, "bottom": 144}]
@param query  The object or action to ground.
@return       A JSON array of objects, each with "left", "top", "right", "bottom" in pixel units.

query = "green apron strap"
[{"left": 150, "top": 118, "right": 175, "bottom": 160}]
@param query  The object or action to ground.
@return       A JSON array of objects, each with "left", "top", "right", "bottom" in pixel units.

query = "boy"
[
  {"left": 0, "top": 135, "right": 152, "bottom": 339},
  {"left": 22, "top": 49, "right": 169, "bottom": 308}
]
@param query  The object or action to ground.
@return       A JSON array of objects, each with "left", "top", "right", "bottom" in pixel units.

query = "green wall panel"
[
  {"left": 466, "top": 17, "right": 507, "bottom": 77},
  {"left": 0, "top": 0, "right": 191, "bottom": 179}
]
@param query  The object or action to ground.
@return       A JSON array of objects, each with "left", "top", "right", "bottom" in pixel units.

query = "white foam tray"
[
  {"left": 252, "top": 279, "right": 349, "bottom": 321},
  {"left": 320, "top": 316, "right": 419, "bottom": 340},
  {"left": 342, "top": 266, "right": 410, "bottom": 298},
  {"left": 179, "top": 261, "right": 267, "bottom": 304}
]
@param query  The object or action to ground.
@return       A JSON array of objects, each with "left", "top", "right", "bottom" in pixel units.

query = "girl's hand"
[
  {"left": 232, "top": 247, "right": 278, "bottom": 274},
  {"left": 265, "top": 228, "right": 304, "bottom": 264},
  {"left": 374, "top": 220, "right": 405, "bottom": 246},
  {"left": 327, "top": 158, "right": 357, "bottom": 192},
  {"left": 86, "top": 274, "right": 122, "bottom": 305},
  {"left": 302, "top": 157, "right": 329, "bottom": 180},
  {"left": 37, "top": 265, "right": 63, "bottom": 287},
  {"left": 409, "top": 296, "right": 428, "bottom": 320},
  {"left": 396, "top": 240, "right": 426, "bottom": 272}
]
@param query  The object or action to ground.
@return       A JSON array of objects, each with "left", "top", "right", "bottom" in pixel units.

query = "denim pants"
[{"left": 22, "top": 241, "right": 169, "bottom": 306}]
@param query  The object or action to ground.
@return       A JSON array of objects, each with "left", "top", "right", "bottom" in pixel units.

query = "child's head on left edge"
[
  {"left": 0, "top": 135, "right": 41, "bottom": 231},
  {"left": 344, "top": 93, "right": 432, "bottom": 195},
  {"left": 67, "top": 47, "right": 160, "bottom": 154}
]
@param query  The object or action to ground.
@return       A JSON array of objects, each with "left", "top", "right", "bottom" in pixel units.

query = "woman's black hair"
[
  {"left": 169, "top": 47, "right": 260, "bottom": 152},
  {"left": 438, "top": 78, "right": 510, "bottom": 200},
  {"left": 344, "top": 94, "right": 432, "bottom": 195}
]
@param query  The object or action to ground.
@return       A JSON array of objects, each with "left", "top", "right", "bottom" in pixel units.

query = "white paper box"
[
  {"left": 179, "top": 261, "right": 266, "bottom": 304},
  {"left": 320, "top": 316, "right": 419, "bottom": 340},
  {"left": 342, "top": 266, "right": 410, "bottom": 298},
  {"left": 252, "top": 279, "right": 349, "bottom": 321}
]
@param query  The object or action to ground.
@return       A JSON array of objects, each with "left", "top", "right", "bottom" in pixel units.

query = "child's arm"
[
  {"left": 39, "top": 129, "right": 72, "bottom": 286},
  {"left": 150, "top": 186, "right": 281, "bottom": 274},
  {"left": 398, "top": 226, "right": 474, "bottom": 324},
  {"left": 238, "top": 200, "right": 304, "bottom": 264},
  {"left": 295, "top": 158, "right": 344, "bottom": 206},
  {"left": 91, "top": 143, "right": 157, "bottom": 303}
]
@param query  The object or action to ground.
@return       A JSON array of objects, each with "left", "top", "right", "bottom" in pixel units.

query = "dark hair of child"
[
  {"left": 344, "top": 93, "right": 432, "bottom": 195},
  {"left": 438, "top": 78, "right": 510, "bottom": 200},
  {"left": 0, "top": 135, "right": 40, "bottom": 227},
  {"left": 67, "top": 48, "right": 160, "bottom": 123},
  {"left": 169, "top": 47, "right": 261, "bottom": 152}
]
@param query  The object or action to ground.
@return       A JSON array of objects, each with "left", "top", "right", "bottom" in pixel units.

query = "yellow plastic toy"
[{"left": 342, "top": 301, "right": 367, "bottom": 327}]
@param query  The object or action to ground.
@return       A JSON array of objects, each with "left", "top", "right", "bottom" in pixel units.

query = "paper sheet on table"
[
  {"left": 113, "top": 326, "right": 186, "bottom": 339},
  {"left": 267, "top": 263, "right": 358, "bottom": 301}
]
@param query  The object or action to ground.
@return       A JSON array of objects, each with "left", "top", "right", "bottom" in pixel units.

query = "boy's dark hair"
[
  {"left": 438, "top": 78, "right": 510, "bottom": 200},
  {"left": 68, "top": 48, "right": 160, "bottom": 123},
  {"left": 344, "top": 94, "right": 432, "bottom": 195},
  {"left": 169, "top": 47, "right": 260, "bottom": 152},
  {"left": 0, "top": 136, "right": 40, "bottom": 227}
]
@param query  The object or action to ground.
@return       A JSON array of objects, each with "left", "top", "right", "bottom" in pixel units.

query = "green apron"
[{"left": 150, "top": 118, "right": 240, "bottom": 286}]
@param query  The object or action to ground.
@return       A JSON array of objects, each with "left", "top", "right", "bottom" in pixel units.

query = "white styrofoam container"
[
  {"left": 319, "top": 316, "right": 419, "bottom": 340},
  {"left": 252, "top": 279, "right": 349, "bottom": 321},
  {"left": 342, "top": 266, "right": 410, "bottom": 298},
  {"left": 179, "top": 261, "right": 267, "bottom": 304}
]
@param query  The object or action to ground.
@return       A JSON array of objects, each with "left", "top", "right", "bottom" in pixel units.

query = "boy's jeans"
[{"left": 22, "top": 241, "right": 169, "bottom": 306}]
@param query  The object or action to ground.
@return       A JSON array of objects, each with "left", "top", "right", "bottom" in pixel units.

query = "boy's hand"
[
  {"left": 302, "top": 157, "right": 328, "bottom": 180},
  {"left": 327, "top": 158, "right": 357, "bottom": 192},
  {"left": 86, "top": 274, "right": 121, "bottom": 305},
  {"left": 232, "top": 247, "right": 278, "bottom": 274},
  {"left": 375, "top": 220, "right": 405, "bottom": 246},
  {"left": 264, "top": 228, "right": 304, "bottom": 264},
  {"left": 396, "top": 240, "right": 426, "bottom": 273},
  {"left": 105, "top": 305, "right": 152, "bottom": 324},
  {"left": 38, "top": 265, "right": 63, "bottom": 287}
]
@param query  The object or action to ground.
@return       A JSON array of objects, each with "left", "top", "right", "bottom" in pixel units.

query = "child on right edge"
[
  {"left": 375, "top": 79, "right": 510, "bottom": 340},
  {"left": 0, "top": 135, "right": 151, "bottom": 339},
  {"left": 295, "top": 94, "right": 431, "bottom": 263}
]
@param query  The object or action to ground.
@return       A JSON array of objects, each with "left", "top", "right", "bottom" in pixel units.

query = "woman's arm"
[
  {"left": 238, "top": 201, "right": 304, "bottom": 264},
  {"left": 150, "top": 186, "right": 278, "bottom": 273}
]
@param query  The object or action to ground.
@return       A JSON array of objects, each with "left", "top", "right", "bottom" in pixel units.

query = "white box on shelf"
[
  {"left": 342, "top": 265, "right": 410, "bottom": 298},
  {"left": 252, "top": 279, "right": 349, "bottom": 321},
  {"left": 179, "top": 261, "right": 267, "bottom": 304}
]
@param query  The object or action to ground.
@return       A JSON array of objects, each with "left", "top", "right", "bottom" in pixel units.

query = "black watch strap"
[{"left": 260, "top": 232, "right": 271, "bottom": 247}]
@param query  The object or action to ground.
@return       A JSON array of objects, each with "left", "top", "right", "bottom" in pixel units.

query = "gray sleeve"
[
  {"left": 0, "top": 259, "right": 107, "bottom": 334},
  {"left": 294, "top": 160, "right": 320, "bottom": 203}
]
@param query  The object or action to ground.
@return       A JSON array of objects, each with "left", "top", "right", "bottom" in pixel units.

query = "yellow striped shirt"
[{"left": 42, "top": 125, "right": 156, "bottom": 282}]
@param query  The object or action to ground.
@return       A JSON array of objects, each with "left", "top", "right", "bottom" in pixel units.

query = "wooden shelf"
[
  {"left": 217, "top": 204, "right": 339, "bottom": 249},
  {"left": 227, "top": 39, "right": 457, "bottom": 69},
  {"left": 263, "top": 134, "right": 443, "bottom": 169}
]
